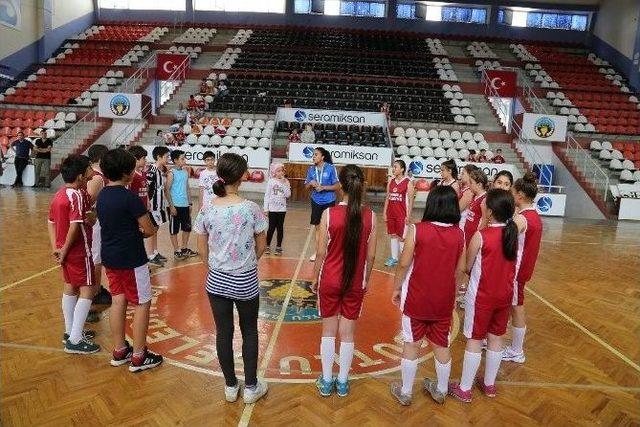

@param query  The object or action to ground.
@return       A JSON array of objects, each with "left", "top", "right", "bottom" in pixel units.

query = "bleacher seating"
[
  {"left": 590, "top": 139, "right": 640, "bottom": 183},
  {"left": 277, "top": 121, "right": 388, "bottom": 147},
  {"left": 175, "top": 117, "right": 274, "bottom": 148},
  {"left": 393, "top": 128, "right": 489, "bottom": 161},
  {"left": 172, "top": 27, "right": 216, "bottom": 44}
]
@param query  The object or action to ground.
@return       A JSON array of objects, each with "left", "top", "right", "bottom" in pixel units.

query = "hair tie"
[
  {"left": 506, "top": 218, "right": 513, "bottom": 225},
  {"left": 217, "top": 177, "right": 225, "bottom": 185}
]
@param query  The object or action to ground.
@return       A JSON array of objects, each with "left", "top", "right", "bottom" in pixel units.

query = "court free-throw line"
[
  {"left": 238, "top": 228, "right": 314, "bottom": 427},
  {"left": 0, "top": 265, "right": 60, "bottom": 291},
  {"left": 526, "top": 286, "right": 640, "bottom": 373}
]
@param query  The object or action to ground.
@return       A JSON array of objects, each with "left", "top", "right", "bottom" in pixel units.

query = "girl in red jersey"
[
  {"left": 463, "top": 169, "right": 488, "bottom": 246},
  {"left": 449, "top": 189, "right": 522, "bottom": 402},
  {"left": 503, "top": 172, "right": 543, "bottom": 364},
  {"left": 311, "top": 165, "right": 377, "bottom": 398},
  {"left": 436, "top": 159, "right": 461, "bottom": 195},
  {"left": 458, "top": 164, "right": 478, "bottom": 231},
  {"left": 492, "top": 170, "right": 513, "bottom": 191},
  {"left": 390, "top": 186, "right": 466, "bottom": 406},
  {"left": 383, "top": 160, "right": 414, "bottom": 267}
]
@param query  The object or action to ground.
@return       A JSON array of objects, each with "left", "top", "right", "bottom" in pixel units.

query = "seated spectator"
[
  {"left": 175, "top": 103, "right": 187, "bottom": 124},
  {"left": 214, "top": 126, "right": 227, "bottom": 136},
  {"left": 492, "top": 148, "right": 505, "bottom": 164},
  {"left": 195, "top": 96, "right": 206, "bottom": 111},
  {"left": 175, "top": 128, "right": 186, "bottom": 144},
  {"left": 187, "top": 95, "right": 199, "bottom": 111},
  {"left": 288, "top": 129, "right": 301, "bottom": 143},
  {"left": 477, "top": 148, "right": 488, "bottom": 163},
  {"left": 153, "top": 130, "right": 166, "bottom": 146},
  {"left": 301, "top": 124, "right": 315, "bottom": 144},
  {"left": 467, "top": 149, "right": 478, "bottom": 162},
  {"left": 198, "top": 116, "right": 210, "bottom": 126},
  {"left": 217, "top": 81, "right": 229, "bottom": 97},
  {"left": 199, "top": 79, "right": 209, "bottom": 95},
  {"left": 191, "top": 123, "right": 202, "bottom": 135},
  {"left": 380, "top": 102, "right": 391, "bottom": 124}
]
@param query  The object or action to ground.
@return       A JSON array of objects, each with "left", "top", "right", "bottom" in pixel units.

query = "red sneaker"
[
  {"left": 475, "top": 377, "right": 497, "bottom": 398},
  {"left": 448, "top": 382, "right": 472, "bottom": 403}
]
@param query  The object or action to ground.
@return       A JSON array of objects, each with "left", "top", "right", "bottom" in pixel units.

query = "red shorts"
[
  {"left": 105, "top": 265, "right": 152, "bottom": 305},
  {"left": 62, "top": 254, "right": 95, "bottom": 288},
  {"left": 513, "top": 281, "right": 525, "bottom": 306},
  {"left": 317, "top": 283, "right": 365, "bottom": 320},
  {"left": 401, "top": 315, "right": 451, "bottom": 347},
  {"left": 463, "top": 305, "right": 510, "bottom": 340},
  {"left": 386, "top": 216, "right": 406, "bottom": 238}
]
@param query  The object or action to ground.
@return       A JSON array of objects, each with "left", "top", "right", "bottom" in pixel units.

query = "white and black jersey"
[{"left": 146, "top": 165, "right": 166, "bottom": 213}]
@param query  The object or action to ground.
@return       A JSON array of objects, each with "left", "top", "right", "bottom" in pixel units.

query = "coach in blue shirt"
[
  {"left": 304, "top": 147, "right": 340, "bottom": 261},
  {"left": 11, "top": 131, "right": 33, "bottom": 187}
]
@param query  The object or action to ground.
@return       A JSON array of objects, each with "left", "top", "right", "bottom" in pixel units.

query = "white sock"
[
  {"left": 337, "top": 342, "right": 355, "bottom": 383},
  {"left": 459, "top": 350, "right": 482, "bottom": 391},
  {"left": 390, "top": 238, "right": 399, "bottom": 259},
  {"left": 435, "top": 358, "right": 451, "bottom": 394},
  {"left": 400, "top": 358, "right": 418, "bottom": 395},
  {"left": 68, "top": 298, "right": 92, "bottom": 344},
  {"left": 61, "top": 294, "right": 78, "bottom": 335},
  {"left": 320, "top": 336, "right": 336, "bottom": 382},
  {"left": 511, "top": 326, "right": 526, "bottom": 353},
  {"left": 484, "top": 350, "right": 503, "bottom": 387}
]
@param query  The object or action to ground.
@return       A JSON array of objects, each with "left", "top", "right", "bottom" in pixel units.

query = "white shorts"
[
  {"left": 91, "top": 220, "right": 101, "bottom": 265},
  {"left": 150, "top": 209, "right": 167, "bottom": 227}
]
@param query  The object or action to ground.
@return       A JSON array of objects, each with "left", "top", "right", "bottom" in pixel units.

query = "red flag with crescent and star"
[
  {"left": 156, "top": 53, "right": 189, "bottom": 80},
  {"left": 485, "top": 70, "right": 517, "bottom": 98}
]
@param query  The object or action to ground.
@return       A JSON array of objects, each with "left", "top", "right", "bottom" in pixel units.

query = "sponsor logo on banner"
[
  {"left": 302, "top": 146, "right": 314, "bottom": 159},
  {"left": 295, "top": 110, "right": 307, "bottom": 122},
  {"left": 289, "top": 143, "right": 391, "bottom": 167},
  {"left": 409, "top": 160, "right": 424, "bottom": 175},
  {"left": 142, "top": 145, "right": 270, "bottom": 169},
  {"left": 536, "top": 195, "right": 553, "bottom": 213},
  {"left": 533, "top": 193, "right": 566, "bottom": 216},
  {"left": 403, "top": 157, "right": 517, "bottom": 180},
  {"left": 278, "top": 108, "right": 386, "bottom": 127},
  {"left": 522, "top": 113, "right": 568, "bottom": 142},
  {"left": 110, "top": 94, "right": 130, "bottom": 117},
  {"left": 156, "top": 53, "right": 189, "bottom": 80},
  {"left": 0, "top": 0, "right": 21, "bottom": 30},
  {"left": 485, "top": 70, "right": 517, "bottom": 98},
  {"left": 98, "top": 93, "right": 142, "bottom": 119}
]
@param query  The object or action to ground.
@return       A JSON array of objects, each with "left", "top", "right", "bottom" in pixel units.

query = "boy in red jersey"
[
  {"left": 127, "top": 145, "right": 149, "bottom": 208},
  {"left": 48, "top": 154, "right": 100, "bottom": 354},
  {"left": 390, "top": 186, "right": 466, "bottom": 406}
]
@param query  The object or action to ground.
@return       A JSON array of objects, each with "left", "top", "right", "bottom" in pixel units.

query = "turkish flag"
[
  {"left": 156, "top": 53, "right": 189, "bottom": 80},
  {"left": 485, "top": 70, "right": 517, "bottom": 98}
]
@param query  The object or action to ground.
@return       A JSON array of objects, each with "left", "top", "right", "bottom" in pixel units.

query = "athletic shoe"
[
  {"left": 225, "top": 384, "right": 240, "bottom": 402},
  {"left": 423, "top": 378, "right": 446, "bottom": 404},
  {"left": 243, "top": 380, "right": 268, "bottom": 404},
  {"left": 64, "top": 338, "right": 100, "bottom": 355},
  {"left": 264, "top": 247, "right": 271, "bottom": 255},
  {"left": 475, "top": 377, "right": 497, "bottom": 398},
  {"left": 389, "top": 381, "right": 412, "bottom": 406},
  {"left": 384, "top": 257, "right": 398, "bottom": 267},
  {"left": 275, "top": 247, "right": 283, "bottom": 256},
  {"left": 502, "top": 347, "right": 526, "bottom": 363},
  {"left": 92, "top": 286, "right": 112, "bottom": 305},
  {"left": 62, "top": 329, "right": 96, "bottom": 344},
  {"left": 181, "top": 248, "right": 199, "bottom": 258},
  {"left": 316, "top": 375, "right": 334, "bottom": 397},
  {"left": 448, "top": 382, "right": 472, "bottom": 403},
  {"left": 336, "top": 378, "right": 349, "bottom": 397},
  {"left": 309, "top": 253, "right": 316, "bottom": 262},
  {"left": 86, "top": 311, "right": 100, "bottom": 323},
  {"left": 129, "top": 348, "right": 163, "bottom": 372},
  {"left": 110, "top": 341, "right": 133, "bottom": 366},
  {"left": 148, "top": 256, "right": 164, "bottom": 267},
  {"left": 174, "top": 250, "right": 187, "bottom": 260},
  {"left": 156, "top": 253, "right": 168, "bottom": 262}
]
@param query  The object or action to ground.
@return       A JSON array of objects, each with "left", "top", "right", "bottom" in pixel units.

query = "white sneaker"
[
  {"left": 243, "top": 380, "right": 268, "bottom": 404},
  {"left": 309, "top": 253, "right": 316, "bottom": 262},
  {"left": 225, "top": 384, "right": 240, "bottom": 402},
  {"left": 502, "top": 347, "right": 526, "bottom": 363}
]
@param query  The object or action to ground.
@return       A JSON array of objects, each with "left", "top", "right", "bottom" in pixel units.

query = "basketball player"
[
  {"left": 390, "top": 186, "right": 465, "bottom": 406},
  {"left": 146, "top": 146, "right": 171, "bottom": 267},
  {"left": 311, "top": 165, "right": 377, "bottom": 397},
  {"left": 383, "top": 160, "right": 414, "bottom": 267},
  {"left": 458, "top": 165, "right": 478, "bottom": 231},
  {"left": 463, "top": 169, "right": 488, "bottom": 246},
  {"left": 503, "top": 172, "right": 542, "bottom": 364},
  {"left": 492, "top": 170, "right": 513, "bottom": 191},
  {"left": 449, "top": 189, "right": 522, "bottom": 402},
  {"left": 436, "top": 159, "right": 460, "bottom": 195}
]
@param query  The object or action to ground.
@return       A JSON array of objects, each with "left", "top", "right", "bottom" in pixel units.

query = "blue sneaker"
[
  {"left": 384, "top": 257, "right": 398, "bottom": 267},
  {"left": 336, "top": 378, "right": 350, "bottom": 397},
  {"left": 316, "top": 375, "right": 335, "bottom": 397}
]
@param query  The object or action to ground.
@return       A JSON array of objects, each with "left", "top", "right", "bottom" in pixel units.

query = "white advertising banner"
[
  {"left": 142, "top": 145, "right": 270, "bottom": 169},
  {"left": 288, "top": 143, "right": 392, "bottom": 167},
  {"left": 98, "top": 93, "right": 142, "bottom": 119},
  {"left": 277, "top": 108, "right": 387, "bottom": 127},
  {"left": 534, "top": 193, "right": 566, "bottom": 217},
  {"left": 522, "top": 113, "right": 568, "bottom": 142},
  {"left": 403, "top": 157, "right": 519, "bottom": 180}
]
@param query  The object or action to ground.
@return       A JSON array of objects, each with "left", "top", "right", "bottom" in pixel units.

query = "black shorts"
[
  {"left": 169, "top": 206, "right": 192, "bottom": 235},
  {"left": 310, "top": 200, "right": 335, "bottom": 225}
]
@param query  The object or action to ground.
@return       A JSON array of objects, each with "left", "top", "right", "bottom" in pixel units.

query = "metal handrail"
[{"left": 119, "top": 52, "right": 157, "bottom": 94}]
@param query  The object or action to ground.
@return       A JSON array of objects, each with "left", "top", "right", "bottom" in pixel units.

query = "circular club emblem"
[
  {"left": 110, "top": 94, "right": 131, "bottom": 117},
  {"left": 302, "top": 146, "right": 314, "bottom": 159},
  {"left": 0, "top": 0, "right": 19, "bottom": 26},
  {"left": 135, "top": 260, "right": 459, "bottom": 381},
  {"left": 537, "top": 195, "right": 553, "bottom": 213},
  {"left": 533, "top": 116, "right": 556, "bottom": 139},
  {"left": 409, "top": 160, "right": 424, "bottom": 176},
  {"left": 294, "top": 110, "right": 307, "bottom": 122}
]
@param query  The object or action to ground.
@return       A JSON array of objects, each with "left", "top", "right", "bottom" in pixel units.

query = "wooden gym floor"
[{"left": 1, "top": 187, "right": 639, "bottom": 426}]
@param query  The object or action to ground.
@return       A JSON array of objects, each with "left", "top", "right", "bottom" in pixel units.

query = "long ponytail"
[
  {"left": 485, "top": 188, "right": 517, "bottom": 261},
  {"left": 339, "top": 164, "right": 365, "bottom": 294}
]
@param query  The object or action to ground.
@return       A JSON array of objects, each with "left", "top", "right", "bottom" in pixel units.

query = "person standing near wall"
[
  {"left": 11, "top": 131, "right": 33, "bottom": 187},
  {"left": 33, "top": 129, "right": 53, "bottom": 188}
]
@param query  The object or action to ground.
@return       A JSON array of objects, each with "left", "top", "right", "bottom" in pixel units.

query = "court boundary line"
[
  {"left": 237, "top": 228, "right": 314, "bottom": 427},
  {"left": 0, "top": 265, "right": 60, "bottom": 291},
  {"left": 526, "top": 286, "right": 640, "bottom": 373}
]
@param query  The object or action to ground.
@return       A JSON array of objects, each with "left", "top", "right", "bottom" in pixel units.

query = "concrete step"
[{"left": 191, "top": 52, "right": 222, "bottom": 70}]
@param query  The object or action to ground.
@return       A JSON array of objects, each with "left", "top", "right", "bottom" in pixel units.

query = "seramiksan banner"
[
  {"left": 142, "top": 145, "right": 270, "bottom": 169},
  {"left": 403, "top": 157, "right": 519, "bottom": 180},
  {"left": 278, "top": 108, "right": 387, "bottom": 127},
  {"left": 288, "top": 143, "right": 392, "bottom": 167},
  {"left": 521, "top": 113, "right": 568, "bottom": 142},
  {"left": 98, "top": 93, "right": 142, "bottom": 119}
]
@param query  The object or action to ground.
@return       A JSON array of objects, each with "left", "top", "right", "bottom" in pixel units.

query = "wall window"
[
  {"left": 194, "top": 0, "right": 286, "bottom": 13},
  {"left": 499, "top": 8, "right": 590, "bottom": 31},
  {"left": 294, "top": 0, "right": 311, "bottom": 13},
  {"left": 397, "top": 3, "right": 415, "bottom": 19},
  {"left": 397, "top": 2, "right": 487, "bottom": 24},
  {"left": 294, "top": 0, "right": 385, "bottom": 17},
  {"left": 99, "top": 0, "right": 185, "bottom": 10}
]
